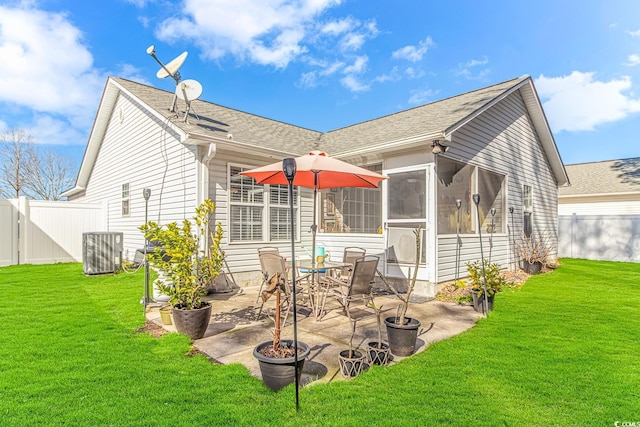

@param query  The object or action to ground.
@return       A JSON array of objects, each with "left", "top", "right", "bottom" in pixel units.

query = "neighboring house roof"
[
  {"left": 559, "top": 157, "right": 640, "bottom": 197},
  {"left": 63, "top": 75, "right": 568, "bottom": 197}
]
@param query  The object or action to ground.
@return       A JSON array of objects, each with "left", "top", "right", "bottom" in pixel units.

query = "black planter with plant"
[
  {"left": 377, "top": 226, "right": 423, "bottom": 357},
  {"left": 466, "top": 259, "right": 506, "bottom": 314},
  {"left": 141, "top": 199, "right": 224, "bottom": 340},
  {"left": 516, "top": 232, "right": 550, "bottom": 275},
  {"left": 254, "top": 339, "right": 310, "bottom": 391},
  {"left": 338, "top": 317, "right": 366, "bottom": 378},
  {"left": 384, "top": 316, "right": 420, "bottom": 357},
  {"left": 253, "top": 272, "right": 310, "bottom": 391}
]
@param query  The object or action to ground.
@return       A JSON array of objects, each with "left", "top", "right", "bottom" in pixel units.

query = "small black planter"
[
  {"left": 366, "top": 341, "right": 390, "bottom": 366},
  {"left": 172, "top": 302, "right": 212, "bottom": 340},
  {"left": 338, "top": 349, "right": 366, "bottom": 378},
  {"left": 384, "top": 317, "right": 421, "bottom": 357},
  {"left": 471, "top": 290, "right": 494, "bottom": 313},
  {"left": 523, "top": 260, "right": 543, "bottom": 275},
  {"left": 253, "top": 340, "right": 310, "bottom": 391}
]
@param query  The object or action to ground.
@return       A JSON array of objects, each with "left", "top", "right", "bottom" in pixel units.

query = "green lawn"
[{"left": 0, "top": 259, "right": 638, "bottom": 426}]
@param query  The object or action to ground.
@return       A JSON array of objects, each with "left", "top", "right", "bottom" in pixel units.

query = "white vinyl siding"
[
  {"left": 68, "top": 92, "right": 197, "bottom": 259},
  {"left": 437, "top": 89, "right": 559, "bottom": 281}
]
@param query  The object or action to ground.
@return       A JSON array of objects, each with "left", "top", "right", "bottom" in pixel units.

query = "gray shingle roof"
[
  {"left": 114, "top": 78, "right": 322, "bottom": 154},
  {"left": 114, "top": 76, "right": 528, "bottom": 156},
  {"left": 559, "top": 157, "right": 640, "bottom": 196},
  {"left": 321, "top": 77, "right": 528, "bottom": 154}
]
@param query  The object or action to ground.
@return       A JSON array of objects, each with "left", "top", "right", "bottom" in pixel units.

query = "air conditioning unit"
[{"left": 82, "top": 232, "right": 123, "bottom": 275}]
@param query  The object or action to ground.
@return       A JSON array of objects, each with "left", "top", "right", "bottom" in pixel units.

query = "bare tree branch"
[
  {"left": 0, "top": 128, "right": 76, "bottom": 200},
  {"left": 0, "top": 129, "right": 37, "bottom": 198}
]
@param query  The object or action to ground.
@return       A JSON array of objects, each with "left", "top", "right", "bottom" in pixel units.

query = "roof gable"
[{"left": 64, "top": 75, "right": 569, "bottom": 197}]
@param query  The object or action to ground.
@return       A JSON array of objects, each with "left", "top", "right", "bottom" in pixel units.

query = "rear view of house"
[{"left": 63, "top": 76, "right": 568, "bottom": 296}]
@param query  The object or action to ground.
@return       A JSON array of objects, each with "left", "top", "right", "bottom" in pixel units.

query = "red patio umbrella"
[
  {"left": 241, "top": 151, "right": 385, "bottom": 409},
  {"left": 241, "top": 150, "right": 386, "bottom": 266}
]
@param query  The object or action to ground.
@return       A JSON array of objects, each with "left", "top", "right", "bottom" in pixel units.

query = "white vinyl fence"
[
  {"left": 558, "top": 214, "right": 640, "bottom": 263},
  {"left": 0, "top": 197, "right": 106, "bottom": 266}
]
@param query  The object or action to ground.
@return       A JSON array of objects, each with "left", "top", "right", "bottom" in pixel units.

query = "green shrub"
[{"left": 466, "top": 259, "right": 506, "bottom": 298}]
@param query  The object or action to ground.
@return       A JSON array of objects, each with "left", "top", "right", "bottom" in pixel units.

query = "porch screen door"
[{"left": 385, "top": 168, "right": 427, "bottom": 268}]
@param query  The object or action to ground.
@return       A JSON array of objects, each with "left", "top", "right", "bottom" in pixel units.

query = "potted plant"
[
  {"left": 338, "top": 317, "right": 366, "bottom": 378},
  {"left": 253, "top": 272, "right": 310, "bottom": 391},
  {"left": 466, "top": 259, "right": 506, "bottom": 313},
  {"left": 141, "top": 199, "right": 224, "bottom": 340},
  {"left": 366, "top": 302, "right": 390, "bottom": 366},
  {"left": 377, "top": 226, "right": 422, "bottom": 357},
  {"left": 516, "top": 232, "right": 551, "bottom": 274}
]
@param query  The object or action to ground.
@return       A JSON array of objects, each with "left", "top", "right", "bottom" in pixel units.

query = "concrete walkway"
[{"left": 147, "top": 287, "right": 482, "bottom": 385}]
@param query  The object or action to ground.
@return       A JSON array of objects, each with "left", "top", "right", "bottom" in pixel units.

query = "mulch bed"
[
  {"left": 436, "top": 269, "right": 531, "bottom": 305},
  {"left": 136, "top": 321, "right": 169, "bottom": 338}
]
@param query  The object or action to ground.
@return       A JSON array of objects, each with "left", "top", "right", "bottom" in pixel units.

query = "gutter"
[{"left": 331, "top": 131, "right": 449, "bottom": 159}]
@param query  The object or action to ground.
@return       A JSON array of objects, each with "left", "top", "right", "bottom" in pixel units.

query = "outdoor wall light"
[{"left": 431, "top": 140, "right": 449, "bottom": 154}]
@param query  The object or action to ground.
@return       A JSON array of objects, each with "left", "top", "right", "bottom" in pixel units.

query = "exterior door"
[{"left": 383, "top": 166, "right": 431, "bottom": 281}]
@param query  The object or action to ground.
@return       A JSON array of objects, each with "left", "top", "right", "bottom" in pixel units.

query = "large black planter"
[
  {"left": 384, "top": 317, "right": 421, "bottom": 357},
  {"left": 338, "top": 349, "right": 366, "bottom": 378},
  {"left": 253, "top": 340, "right": 310, "bottom": 391},
  {"left": 172, "top": 303, "right": 212, "bottom": 340},
  {"left": 471, "top": 290, "right": 494, "bottom": 313},
  {"left": 366, "top": 341, "right": 390, "bottom": 366},
  {"left": 523, "top": 260, "right": 543, "bottom": 275}
]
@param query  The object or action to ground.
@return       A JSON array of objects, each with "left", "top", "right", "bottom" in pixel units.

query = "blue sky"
[{"left": 1, "top": 0, "right": 640, "bottom": 171}]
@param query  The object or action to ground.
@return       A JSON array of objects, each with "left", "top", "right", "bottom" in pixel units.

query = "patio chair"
[
  {"left": 255, "top": 251, "right": 312, "bottom": 322},
  {"left": 256, "top": 252, "right": 291, "bottom": 322},
  {"left": 338, "top": 247, "right": 366, "bottom": 281},
  {"left": 323, "top": 255, "right": 379, "bottom": 319},
  {"left": 256, "top": 247, "right": 281, "bottom": 303}
]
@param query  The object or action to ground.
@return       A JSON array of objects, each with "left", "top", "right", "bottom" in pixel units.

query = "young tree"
[{"left": 0, "top": 129, "right": 36, "bottom": 198}]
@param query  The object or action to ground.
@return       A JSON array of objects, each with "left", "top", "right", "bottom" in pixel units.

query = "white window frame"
[
  {"left": 121, "top": 183, "right": 130, "bottom": 217},
  {"left": 227, "top": 163, "right": 299, "bottom": 244}
]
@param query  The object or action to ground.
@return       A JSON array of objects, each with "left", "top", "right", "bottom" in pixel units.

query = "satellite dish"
[
  {"left": 176, "top": 79, "right": 203, "bottom": 100},
  {"left": 156, "top": 51, "right": 188, "bottom": 79}
]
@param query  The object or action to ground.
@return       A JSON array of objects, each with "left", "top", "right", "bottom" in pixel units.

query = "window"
[
  {"left": 523, "top": 185, "right": 532, "bottom": 237},
  {"left": 121, "top": 183, "right": 130, "bottom": 216},
  {"left": 318, "top": 164, "right": 382, "bottom": 234},
  {"left": 436, "top": 158, "right": 505, "bottom": 235},
  {"left": 229, "top": 165, "right": 298, "bottom": 242}
]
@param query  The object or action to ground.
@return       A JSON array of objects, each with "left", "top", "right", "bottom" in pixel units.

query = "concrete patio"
[{"left": 146, "top": 285, "right": 483, "bottom": 386}]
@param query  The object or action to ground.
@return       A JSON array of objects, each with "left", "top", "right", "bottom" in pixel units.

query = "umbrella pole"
[{"left": 311, "top": 172, "right": 318, "bottom": 318}]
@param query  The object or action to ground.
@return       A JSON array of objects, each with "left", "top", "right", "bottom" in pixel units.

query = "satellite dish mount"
[{"left": 146, "top": 45, "right": 192, "bottom": 114}]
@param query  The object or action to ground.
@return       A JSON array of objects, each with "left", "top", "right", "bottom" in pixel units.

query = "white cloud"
[
  {"left": 456, "top": 56, "right": 490, "bottom": 80},
  {"left": 391, "top": 37, "right": 433, "bottom": 62},
  {"left": 404, "top": 67, "right": 425, "bottom": 79},
  {"left": 321, "top": 17, "right": 355, "bottom": 35},
  {"left": 155, "top": 0, "right": 342, "bottom": 69},
  {"left": 297, "top": 71, "right": 319, "bottom": 89},
  {"left": 340, "top": 75, "right": 369, "bottom": 92},
  {"left": 29, "top": 115, "right": 87, "bottom": 145},
  {"left": 373, "top": 66, "right": 401, "bottom": 83},
  {"left": 408, "top": 88, "right": 436, "bottom": 105},
  {"left": 125, "top": 0, "right": 155, "bottom": 7},
  {"left": 343, "top": 56, "right": 368, "bottom": 74},
  {"left": 627, "top": 29, "right": 640, "bottom": 37},
  {"left": 340, "top": 33, "right": 365, "bottom": 51},
  {"left": 536, "top": 71, "right": 640, "bottom": 132},
  {"left": 0, "top": 5, "right": 103, "bottom": 127},
  {"left": 625, "top": 54, "right": 640, "bottom": 67}
]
